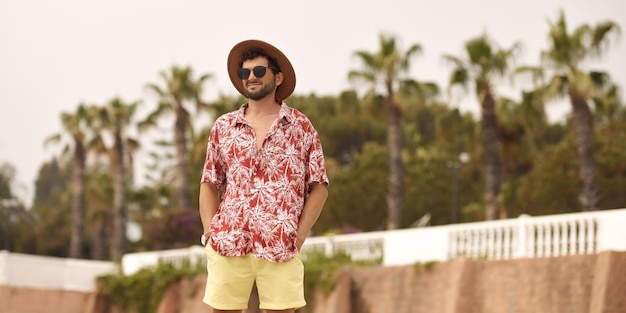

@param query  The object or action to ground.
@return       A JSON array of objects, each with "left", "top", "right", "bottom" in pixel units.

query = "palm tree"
[
  {"left": 45, "top": 104, "right": 93, "bottom": 258},
  {"left": 495, "top": 93, "right": 551, "bottom": 217},
  {"left": 141, "top": 66, "right": 212, "bottom": 211},
  {"left": 591, "top": 84, "right": 623, "bottom": 127},
  {"left": 92, "top": 98, "right": 140, "bottom": 262},
  {"left": 443, "top": 33, "right": 521, "bottom": 220},
  {"left": 518, "top": 10, "right": 621, "bottom": 211},
  {"left": 348, "top": 33, "right": 424, "bottom": 229}
]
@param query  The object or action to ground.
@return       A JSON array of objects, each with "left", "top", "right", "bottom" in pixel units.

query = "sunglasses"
[{"left": 237, "top": 66, "right": 273, "bottom": 80}]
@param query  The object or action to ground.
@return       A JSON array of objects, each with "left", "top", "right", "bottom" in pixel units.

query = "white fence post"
[
  {"left": 515, "top": 214, "right": 531, "bottom": 258},
  {"left": 596, "top": 209, "right": 626, "bottom": 251},
  {"left": 0, "top": 250, "right": 8, "bottom": 286}
]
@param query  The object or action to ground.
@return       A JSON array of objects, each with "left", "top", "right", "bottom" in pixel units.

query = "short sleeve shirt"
[{"left": 201, "top": 102, "right": 329, "bottom": 262}]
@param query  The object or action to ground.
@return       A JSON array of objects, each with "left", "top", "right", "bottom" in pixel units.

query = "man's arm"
[
  {"left": 296, "top": 182, "right": 328, "bottom": 251},
  {"left": 199, "top": 182, "right": 220, "bottom": 240}
]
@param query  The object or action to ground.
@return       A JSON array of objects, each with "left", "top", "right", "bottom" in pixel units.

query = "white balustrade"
[
  {"left": 3, "top": 208, "right": 625, "bottom": 290},
  {"left": 0, "top": 251, "right": 117, "bottom": 292}
]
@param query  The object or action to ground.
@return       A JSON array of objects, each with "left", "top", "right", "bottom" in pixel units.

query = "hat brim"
[{"left": 227, "top": 40, "right": 296, "bottom": 101}]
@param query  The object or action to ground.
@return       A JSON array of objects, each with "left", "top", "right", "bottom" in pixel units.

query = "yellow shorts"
[{"left": 203, "top": 245, "right": 306, "bottom": 310}]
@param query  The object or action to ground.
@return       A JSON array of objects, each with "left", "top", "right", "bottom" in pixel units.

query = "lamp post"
[{"left": 447, "top": 153, "right": 469, "bottom": 224}]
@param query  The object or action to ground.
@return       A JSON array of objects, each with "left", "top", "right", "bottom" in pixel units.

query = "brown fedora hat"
[{"left": 227, "top": 39, "right": 296, "bottom": 101}]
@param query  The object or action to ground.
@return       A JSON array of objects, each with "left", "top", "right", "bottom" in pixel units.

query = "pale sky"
[{"left": 1, "top": 0, "right": 625, "bottom": 204}]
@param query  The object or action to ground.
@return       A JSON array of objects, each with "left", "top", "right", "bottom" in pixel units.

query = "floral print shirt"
[{"left": 201, "top": 102, "right": 329, "bottom": 262}]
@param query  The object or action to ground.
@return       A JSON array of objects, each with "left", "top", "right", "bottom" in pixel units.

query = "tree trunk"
[
  {"left": 481, "top": 89, "right": 502, "bottom": 220},
  {"left": 175, "top": 102, "right": 191, "bottom": 211},
  {"left": 384, "top": 84, "right": 404, "bottom": 230},
  {"left": 569, "top": 91, "right": 600, "bottom": 211},
  {"left": 110, "top": 131, "right": 127, "bottom": 262},
  {"left": 91, "top": 217, "right": 107, "bottom": 260},
  {"left": 69, "top": 141, "right": 86, "bottom": 258}
]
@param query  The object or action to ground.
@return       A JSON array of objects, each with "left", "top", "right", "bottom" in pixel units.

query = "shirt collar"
[{"left": 231, "top": 101, "right": 293, "bottom": 126}]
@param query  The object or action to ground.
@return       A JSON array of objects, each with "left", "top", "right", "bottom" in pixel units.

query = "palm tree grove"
[{"left": 1, "top": 10, "right": 625, "bottom": 262}]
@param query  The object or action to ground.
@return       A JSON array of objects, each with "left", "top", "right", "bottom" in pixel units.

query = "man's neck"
[{"left": 246, "top": 97, "right": 281, "bottom": 117}]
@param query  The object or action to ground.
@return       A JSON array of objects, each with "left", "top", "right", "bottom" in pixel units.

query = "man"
[{"left": 199, "top": 39, "right": 329, "bottom": 313}]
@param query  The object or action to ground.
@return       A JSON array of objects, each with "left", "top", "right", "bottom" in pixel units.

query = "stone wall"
[
  {"left": 310, "top": 250, "right": 626, "bottom": 313},
  {"left": 0, "top": 287, "right": 94, "bottom": 313},
  {"left": 2, "top": 251, "right": 625, "bottom": 313}
]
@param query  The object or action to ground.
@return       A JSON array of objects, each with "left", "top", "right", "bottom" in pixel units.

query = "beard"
[{"left": 245, "top": 79, "right": 277, "bottom": 101}]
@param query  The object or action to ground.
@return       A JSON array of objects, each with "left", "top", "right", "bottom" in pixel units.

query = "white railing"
[
  {"left": 0, "top": 251, "right": 117, "bottom": 292},
  {"left": 300, "top": 230, "right": 386, "bottom": 262},
  {"left": 385, "top": 208, "right": 626, "bottom": 265},
  {"left": 447, "top": 213, "right": 600, "bottom": 260},
  {"left": 121, "top": 245, "right": 206, "bottom": 275},
  {"left": 120, "top": 208, "right": 626, "bottom": 272},
  {"left": 3, "top": 209, "right": 625, "bottom": 290}
]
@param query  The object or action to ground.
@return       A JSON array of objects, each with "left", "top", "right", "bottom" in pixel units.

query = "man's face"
[{"left": 241, "top": 56, "right": 282, "bottom": 101}]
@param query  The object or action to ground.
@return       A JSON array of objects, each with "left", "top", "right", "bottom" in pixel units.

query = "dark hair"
[{"left": 241, "top": 48, "right": 281, "bottom": 74}]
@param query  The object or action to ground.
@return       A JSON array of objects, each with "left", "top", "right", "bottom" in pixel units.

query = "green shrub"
[{"left": 96, "top": 258, "right": 204, "bottom": 313}]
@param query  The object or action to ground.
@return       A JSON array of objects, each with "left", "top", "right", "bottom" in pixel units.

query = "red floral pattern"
[{"left": 201, "top": 102, "right": 329, "bottom": 262}]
